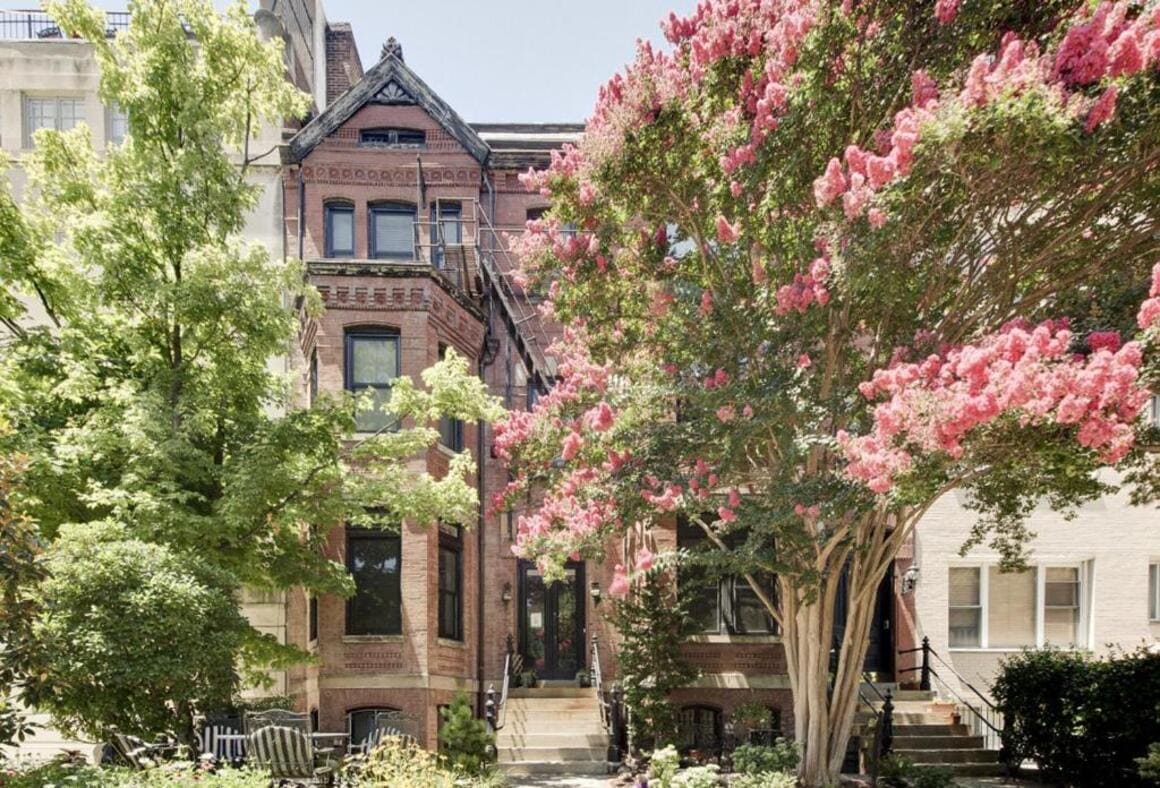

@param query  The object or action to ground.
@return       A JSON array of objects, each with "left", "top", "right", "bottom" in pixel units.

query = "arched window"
[
  {"left": 324, "top": 201, "right": 354, "bottom": 258},
  {"left": 679, "top": 705, "right": 722, "bottom": 754},
  {"left": 359, "top": 128, "right": 426, "bottom": 148},
  {"left": 347, "top": 707, "right": 401, "bottom": 749},
  {"left": 369, "top": 202, "right": 417, "bottom": 260}
]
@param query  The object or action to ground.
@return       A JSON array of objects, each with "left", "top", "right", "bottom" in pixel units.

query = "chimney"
[{"left": 382, "top": 37, "right": 403, "bottom": 62}]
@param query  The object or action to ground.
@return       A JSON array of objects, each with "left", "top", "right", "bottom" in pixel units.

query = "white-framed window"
[
  {"left": 947, "top": 562, "right": 1091, "bottom": 649},
  {"left": 24, "top": 95, "right": 84, "bottom": 147},
  {"left": 1150, "top": 562, "right": 1160, "bottom": 622},
  {"left": 106, "top": 103, "right": 128, "bottom": 145}
]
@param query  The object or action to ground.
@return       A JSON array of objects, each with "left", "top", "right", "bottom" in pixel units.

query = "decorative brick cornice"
[
  {"left": 301, "top": 164, "right": 480, "bottom": 187},
  {"left": 306, "top": 259, "right": 484, "bottom": 322}
]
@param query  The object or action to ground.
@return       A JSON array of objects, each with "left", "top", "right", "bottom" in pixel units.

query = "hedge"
[{"left": 992, "top": 646, "right": 1160, "bottom": 786}]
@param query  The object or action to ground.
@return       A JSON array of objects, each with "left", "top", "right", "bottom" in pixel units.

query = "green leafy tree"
[
  {"left": 25, "top": 522, "right": 251, "bottom": 745},
  {"left": 437, "top": 692, "right": 495, "bottom": 776},
  {"left": 608, "top": 562, "right": 700, "bottom": 752},
  {"left": 0, "top": 0, "right": 503, "bottom": 740},
  {"left": 0, "top": 418, "right": 42, "bottom": 755}
]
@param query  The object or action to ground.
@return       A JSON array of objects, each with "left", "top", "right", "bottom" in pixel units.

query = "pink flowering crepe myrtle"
[{"left": 495, "top": 0, "right": 1160, "bottom": 782}]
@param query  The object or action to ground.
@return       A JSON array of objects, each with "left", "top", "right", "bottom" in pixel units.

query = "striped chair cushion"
[
  {"left": 247, "top": 724, "right": 315, "bottom": 779},
  {"left": 361, "top": 727, "right": 419, "bottom": 754}
]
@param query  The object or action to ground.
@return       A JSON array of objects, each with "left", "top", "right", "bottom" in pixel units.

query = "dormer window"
[{"left": 360, "top": 128, "right": 426, "bottom": 148}]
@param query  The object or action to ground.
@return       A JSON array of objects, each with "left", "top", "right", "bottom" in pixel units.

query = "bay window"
[
  {"left": 345, "top": 528, "right": 402, "bottom": 636},
  {"left": 345, "top": 329, "right": 399, "bottom": 433}
]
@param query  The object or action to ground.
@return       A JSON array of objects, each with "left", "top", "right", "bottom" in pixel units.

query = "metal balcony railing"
[{"left": 0, "top": 9, "right": 130, "bottom": 40}]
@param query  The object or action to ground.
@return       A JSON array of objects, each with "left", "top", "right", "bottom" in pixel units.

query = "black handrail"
[{"left": 898, "top": 637, "right": 997, "bottom": 712}]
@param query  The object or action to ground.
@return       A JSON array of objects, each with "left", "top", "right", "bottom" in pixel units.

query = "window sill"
[
  {"left": 685, "top": 634, "right": 781, "bottom": 645},
  {"left": 438, "top": 637, "right": 467, "bottom": 648},
  {"left": 949, "top": 645, "right": 1089, "bottom": 652},
  {"left": 435, "top": 443, "right": 462, "bottom": 458},
  {"left": 342, "top": 634, "right": 404, "bottom": 644}
]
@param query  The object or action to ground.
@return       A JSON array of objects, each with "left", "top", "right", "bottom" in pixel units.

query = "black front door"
[
  {"left": 831, "top": 563, "right": 895, "bottom": 678},
  {"left": 518, "top": 561, "right": 586, "bottom": 680}
]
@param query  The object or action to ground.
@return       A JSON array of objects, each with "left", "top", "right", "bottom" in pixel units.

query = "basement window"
[{"left": 360, "top": 127, "right": 426, "bottom": 148}]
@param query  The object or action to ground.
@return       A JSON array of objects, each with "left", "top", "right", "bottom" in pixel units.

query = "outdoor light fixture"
[
  {"left": 901, "top": 565, "right": 921, "bottom": 594},
  {"left": 501, "top": 582, "right": 512, "bottom": 605},
  {"left": 590, "top": 582, "right": 602, "bottom": 606}
]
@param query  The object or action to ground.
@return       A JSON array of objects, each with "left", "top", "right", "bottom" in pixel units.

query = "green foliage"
[
  {"left": 876, "top": 754, "right": 955, "bottom": 788},
  {"left": 608, "top": 565, "right": 700, "bottom": 751},
  {"left": 0, "top": 0, "right": 503, "bottom": 747},
  {"left": 340, "top": 736, "right": 506, "bottom": 788},
  {"left": 732, "top": 741, "right": 800, "bottom": 776},
  {"left": 672, "top": 764, "right": 720, "bottom": 787},
  {"left": 649, "top": 744, "right": 681, "bottom": 788},
  {"left": 731, "top": 773, "right": 798, "bottom": 788},
  {"left": 437, "top": 692, "right": 495, "bottom": 777},
  {"left": 1137, "top": 742, "right": 1160, "bottom": 783},
  {"left": 0, "top": 758, "right": 269, "bottom": 787},
  {"left": 0, "top": 420, "right": 42, "bottom": 754},
  {"left": 993, "top": 647, "right": 1160, "bottom": 787},
  {"left": 23, "top": 523, "right": 252, "bottom": 744}
]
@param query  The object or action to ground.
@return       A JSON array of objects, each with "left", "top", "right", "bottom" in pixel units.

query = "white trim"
[{"left": 1149, "top": 562, "right": 1160, "bottom": 622}]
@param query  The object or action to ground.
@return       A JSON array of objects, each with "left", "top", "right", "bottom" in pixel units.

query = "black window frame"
[
  {"left": 437, "top": 344, "right": 465, "bottom": 451},
  {"left": 344, "top": 328, "right": 400, "bottom": 434},
  {"left": 308, "top": 593, "right": 319, "bottom": 643},
  {"left": 678, "top": 517, "right": 777, "bottom": 635},
  {"left": 347, "top": 706, "right": 401, "bottom": 748},
  {"left": 368, "top": 202, "right": 417, "bottom": 260},
  {"left": 324, "top": 201, "right": 355, "bottom": 258},
  {"left": 345, "top": 527, "right": 403, "bottom": 636},
  {"left": 438, "top": 524, "right": 463, "bottom": 641},
  {"left": 359, "top": 128, "right": 426, "bottom": 148},
  {"left": 679, "top": 705, "right": 723, "bottom": 754}
]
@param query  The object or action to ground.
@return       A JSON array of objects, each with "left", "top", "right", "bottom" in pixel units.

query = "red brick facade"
[{"left": 281, "top": 39, "right": 799, "bottom": 750}]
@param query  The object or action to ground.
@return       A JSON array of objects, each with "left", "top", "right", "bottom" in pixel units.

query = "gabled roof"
[{"left": 287, "top": 42, "right": 490, "bottom": 164}]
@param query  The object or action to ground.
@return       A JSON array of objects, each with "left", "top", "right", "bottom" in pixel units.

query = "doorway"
[{"left": 517, "top": 561, "right": 586, "bottom": 680}]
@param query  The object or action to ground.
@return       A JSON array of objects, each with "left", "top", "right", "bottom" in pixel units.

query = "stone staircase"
[
  {"left": 857, "top": 687, "right": 1004, "bottom": 777},
  {"left": 496, "top": 686, "right": 610, "bottom": 777}
]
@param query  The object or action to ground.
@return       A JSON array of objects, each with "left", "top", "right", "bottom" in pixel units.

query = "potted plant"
[
  {"left": 520, "top": 670, "right": 537, "bottom": 689},
  {"left": 575, "top": 669, "right": 591, "bottom": 688}
]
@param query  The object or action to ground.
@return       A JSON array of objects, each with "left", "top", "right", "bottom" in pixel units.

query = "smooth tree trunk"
[{"left": 776, "top": 512, "right": 905, "bottom": 787}]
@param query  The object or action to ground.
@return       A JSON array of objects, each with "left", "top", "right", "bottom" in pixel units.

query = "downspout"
[
  {"left": 297, "top": 165, "right": 305, "bottom": 262},
  {"left": 476, "top": 169, "right": 496, "bottom": 716}
]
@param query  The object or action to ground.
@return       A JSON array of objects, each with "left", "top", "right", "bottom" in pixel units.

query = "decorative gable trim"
[{"left": 287, "top": 51, "right": 490, "bottom": 164}]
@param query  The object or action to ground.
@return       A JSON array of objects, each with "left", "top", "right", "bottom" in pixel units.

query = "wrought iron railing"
[
  {"left": 485, "top": 637, "right": 514, "bottom": 733},
  {"left": 898, "top": 636, "right": 1004, "bottom": 752},
  {"left": 590, "top": 633, "right": 625, "bottom": 762},
  {"left": 0, "top": 9, "right": 130, "bottom": 39}
]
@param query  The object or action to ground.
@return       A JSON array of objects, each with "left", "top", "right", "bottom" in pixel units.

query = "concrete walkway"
[{"left": 508, "top": 778, "right": 613, "bottom": 788}]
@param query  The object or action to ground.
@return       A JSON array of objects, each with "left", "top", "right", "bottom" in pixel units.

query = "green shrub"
[
  {"left": 731, "top": 740, "right": 799, "bottom": 775},
  {"left": 343, "top": 737, "right": 455, "bottom": 788},
  {"left": 731, "top": 773, "right": 797, "bottom": 788},
  {"left": 0, "top": 758, "right": 268, "bottom": 787},
  {"left": 673, "top": 764, "right": 720, "bottom": 787},
  {"left": 1136, "top": 742, "right": 1160, "bottom": 783},
  {"left": 994, "top": 646, "right": 1160, "bottom": 786},
  {"left": 649, "top": 744, "right": 681, "bottom": 788},
  {"left": 437, "top": 692, "right": 495, "bottom": 776},
  {"left": 876, "top": 754, "right": 955, "bottom": 788}
]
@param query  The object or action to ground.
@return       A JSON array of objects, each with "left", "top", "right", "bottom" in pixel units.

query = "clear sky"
[
  {"left": 81, "top": 0, "right": 696, "bottom": 123},
  {"left": 315, "top": 0, "right": 697, "bottom": 123}
]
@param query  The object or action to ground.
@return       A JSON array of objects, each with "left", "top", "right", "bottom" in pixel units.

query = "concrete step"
[
  {"left": 499, "top": 760, "right": 609, "bottom": 776},
  {"left": 893, "top": 735, "right": 985, "bottom": 750},
  {"left": 498, "top": 746, "right": 607, "bottom": 762},
  {"left": 496, "top": 733, "right": 609, "bottom": 748},
  {"left": 896, "top": 748, "right": 998, "bottom": 765},
  {"left": 892, "top": 723, "right": 969, "bottom": 736},
  {"left": 931, "top": 762, "right": 1006, "bottom": 777},
  {"left": 501, "top": 719, "right": 605, "bottom": 735},
  {"left": 505, "top": 701, "right": 602, "bottom": 713},
  {"left": 507, "top": 687, "right": 596, "bottom": 699}
]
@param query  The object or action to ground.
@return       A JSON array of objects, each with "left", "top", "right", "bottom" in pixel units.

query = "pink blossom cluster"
[
  {"left": 817, "top": 2, "right": 1160, "bottom": 227},
  {"left": 775, "top": 255, "right": 831, "bottom": 314},
  {"left": 1138, "top": 262, "right": 1160, "bottom": 330},
  {"left": 841, "top": 319, "right": 1150, "bottom": 492}
]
